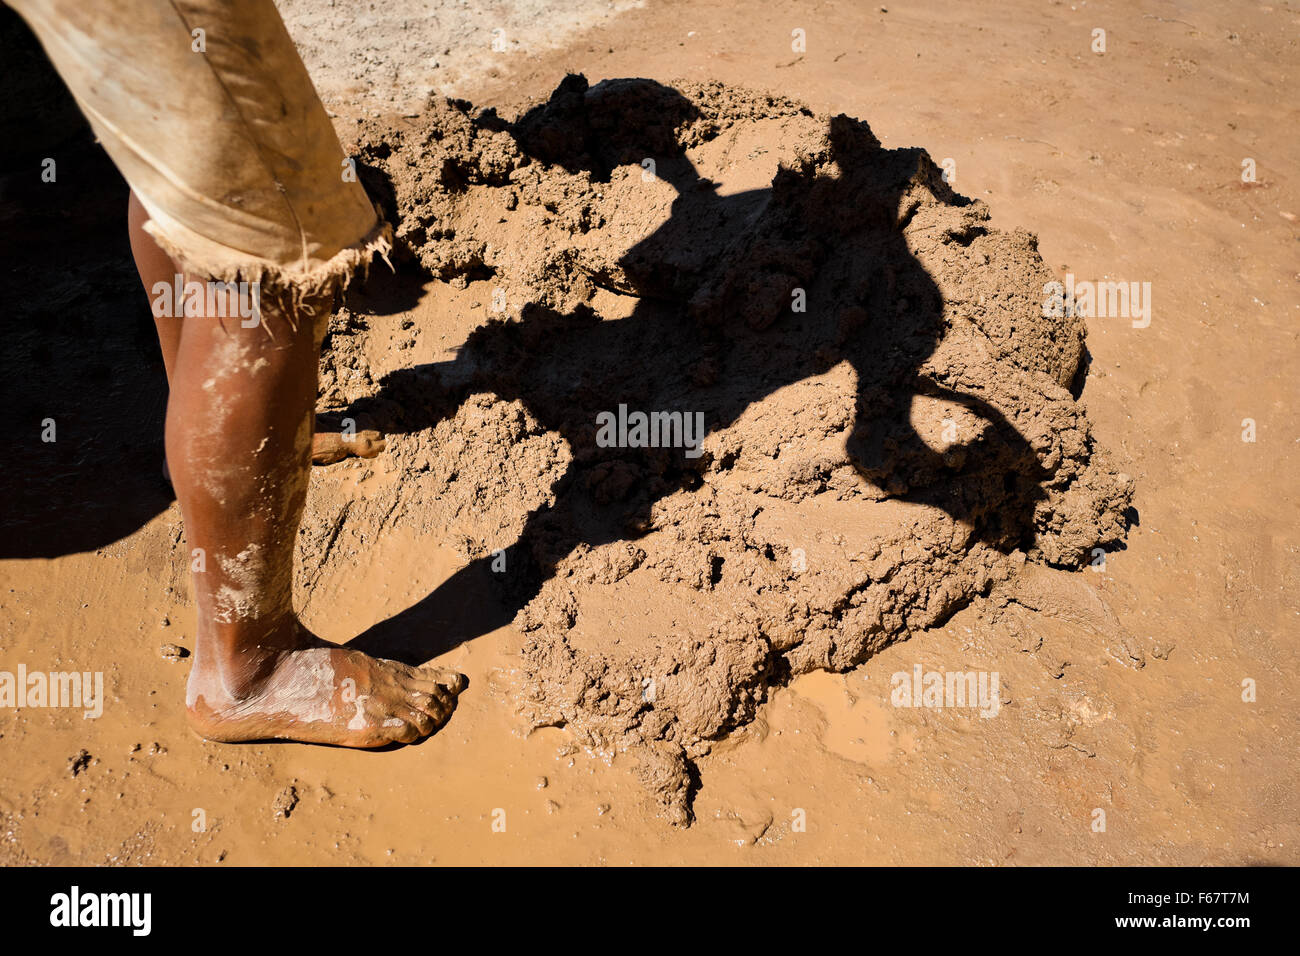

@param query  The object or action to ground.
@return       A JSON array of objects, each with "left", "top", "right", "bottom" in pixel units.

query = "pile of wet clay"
[{"left": 309, "top": 75, "right": 1132, "bottom": 823}]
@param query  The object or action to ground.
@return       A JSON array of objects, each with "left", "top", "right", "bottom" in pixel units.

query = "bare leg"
[
  {"left": 128, "top": 191, "right": 183, "bottom": 383},
  {"left": 128, "top": 191, "right": 386, "bottom": 474},
  {"left": 150, "top": 267, "right": 463, "bottom": 746}
]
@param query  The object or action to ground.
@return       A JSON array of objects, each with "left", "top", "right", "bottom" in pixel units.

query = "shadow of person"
[
  {"left": 349, "top": 76, "right": 1052, "bottom": 666},
  {"left": 0, "top": 8, "right": 174, "bottom": 559}
]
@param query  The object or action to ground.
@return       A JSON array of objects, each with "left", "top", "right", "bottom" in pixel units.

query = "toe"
[
  {"left": 390, "top": 719, "right": 423, "bottom": 744},
  {"left": 409, "top": 690, "right": 452, "bottom": 725},
  {"left": 357, "top": 431, "right": 387, "bottom": 457},
  {"left": 419, "top": 667, "right": 468, "bottom": 694},
  {"left": 404, "top": 708, "right": 436, "bottom": 737}
]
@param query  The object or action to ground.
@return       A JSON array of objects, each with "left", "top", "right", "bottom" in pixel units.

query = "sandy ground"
[{"left": 1, "top": 0, "right": 1296, "bottom": 865}]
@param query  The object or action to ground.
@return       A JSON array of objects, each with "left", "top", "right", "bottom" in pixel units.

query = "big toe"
[{"left": 410, "top": 665, "right": 467, "bottom": 695}]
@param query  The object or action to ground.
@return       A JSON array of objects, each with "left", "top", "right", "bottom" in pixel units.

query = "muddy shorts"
[{"left": 9, "top": 0, "right": 390, "bottom": 299}]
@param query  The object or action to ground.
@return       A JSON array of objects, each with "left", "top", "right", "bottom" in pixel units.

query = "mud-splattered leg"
[
  {"left": 128, "top": 192, "right": 386, "bottom": 478},
  {"left": 147, "top": 263, "right": 463, "bottom": 746}
]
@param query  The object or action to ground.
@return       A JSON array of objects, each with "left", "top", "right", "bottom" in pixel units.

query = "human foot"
[
  {"left": 311, "top": 426, "right": 386, "bottom": 465},
  {"left": 163, "top": 415, "right": 385, "bottom": 482},
  {"left": 186, "top": 629, "right": 467, "bottom": 747}
]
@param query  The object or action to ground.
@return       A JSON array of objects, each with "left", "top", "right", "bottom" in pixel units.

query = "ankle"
[{"left": 192, "top": 613, "right": 310, "bottom": 700}]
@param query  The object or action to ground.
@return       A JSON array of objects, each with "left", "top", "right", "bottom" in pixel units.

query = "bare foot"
[
  {"left": 186, "top": 625, "right": 466, "bottom": 747},
  {"left": 311, "top": 427, "right": 386, "bottom": 465},
  {"left": 163, "top": 416, "right": 385, "bottom": 482}
]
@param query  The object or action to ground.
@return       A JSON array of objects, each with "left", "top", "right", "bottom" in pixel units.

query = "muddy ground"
[{"left": 0, "top": 0, "right": 1296, "bottom": 864}]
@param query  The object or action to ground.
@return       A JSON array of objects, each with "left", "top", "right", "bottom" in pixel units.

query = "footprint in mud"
[
  {"left": 712, "top": 799, "right": 775, "bottom": 848},
  {"left": 789, "top": 670, "right": 905, "bottom": 766}
]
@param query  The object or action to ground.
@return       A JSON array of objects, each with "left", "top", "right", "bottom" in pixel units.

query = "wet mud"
[{"left": 305, "top": 75, "right": 1132, "bottom": 822}]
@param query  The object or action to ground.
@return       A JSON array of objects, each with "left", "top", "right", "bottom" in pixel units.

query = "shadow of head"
[{"left": 490, "top": 73, "right": 704, "bottom": 190}]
